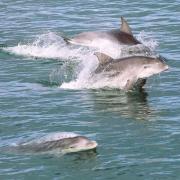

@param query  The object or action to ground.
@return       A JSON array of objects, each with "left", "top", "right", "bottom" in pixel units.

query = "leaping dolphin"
[
  {"left": 63, "top": 17, "right": 141, "bottom": 48},
  {"left": 94, "top": 52, "right": 169, "bottom": 90}
]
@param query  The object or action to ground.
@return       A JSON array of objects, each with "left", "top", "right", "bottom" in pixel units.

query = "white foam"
[
  {"left": 60, "top": 64, "right": 132, "bottom": 90},
  {"left": 137, "top": 31, "right": 158, "bottom": 51},
  {"left": 3, "top": 32, "right": 90, "bottom": 60}
]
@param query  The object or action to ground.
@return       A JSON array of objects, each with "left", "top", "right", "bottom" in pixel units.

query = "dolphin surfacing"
[
  {"left": 94, "top": 52, "right": 169, "bottom": 90},
  {"left": 4, "top": 132, "right": 97, "bottom": 155},
  {"left": 64, "top": 17, "right": 140, "bottom": 47}
]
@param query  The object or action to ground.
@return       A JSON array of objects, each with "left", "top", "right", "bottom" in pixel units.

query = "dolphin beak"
[{"left": 88, "top": 141, "right": 98, "bottom": 149}]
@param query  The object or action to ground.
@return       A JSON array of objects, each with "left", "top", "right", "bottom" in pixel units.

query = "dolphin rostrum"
[
  {"left": 94, "top": 52, "right": 169, "bottom": 90},
  {"left": 3, "top": 132, "right": 97, "bottom": 155},
  {"left": 63, "top": 17, "right": 141, "bottom": 48}
]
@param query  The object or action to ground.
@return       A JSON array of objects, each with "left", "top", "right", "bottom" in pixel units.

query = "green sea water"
[{"left": 0, "top": 0, "right": 180, "bottom": 179}]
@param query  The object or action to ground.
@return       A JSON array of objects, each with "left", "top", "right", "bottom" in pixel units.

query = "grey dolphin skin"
[
  {"left": 4, "top": 132, "right": 97, "bottom": 155},
  {"left": 63, "top": 17, "right": 140, "bottom": 47},
  {"left": 94, "top": 52, "right": 169, "bottom": 90}
]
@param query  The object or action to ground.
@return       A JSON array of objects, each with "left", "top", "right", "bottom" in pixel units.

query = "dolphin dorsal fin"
[
  {"left": 120, "top": 17, "right": 133, "bottom": 36},
  {"left": 94, "top": 52, "right": 113, "bottom": 64}
]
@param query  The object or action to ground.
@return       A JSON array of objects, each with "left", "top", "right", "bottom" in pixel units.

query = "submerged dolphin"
[
  {"left": 4, "top": 132, "right": 97, "bottom": 155},
  {"left": 64, "top": 17, "right": 141, "bottom": 48},
  {"left": 94, "top": 53, "right": 169, "bottom": 90}
]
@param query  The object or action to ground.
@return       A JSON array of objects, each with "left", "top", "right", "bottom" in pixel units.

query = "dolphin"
[
  {"left": 63, "top": 17, "right": 141, "bottom": 48},
  {"left": 3, "top": 132, "right": 97, "bottom": 155},
  {"left": 94, "top": 52, "right": 169, "bottom": 90}
]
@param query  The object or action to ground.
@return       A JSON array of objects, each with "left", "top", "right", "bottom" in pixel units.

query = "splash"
[
  {"left": 137, "top": 31, "right": 158, "bottom": 52},
  {"left": 3, "top": 32, "right": 91, "bottom": 60},
  {"left": 60, "top": 32, "right": 159, "bottom": 90},
  {"left": 2, "top": 31, "right": 159, "bottom": 90}
]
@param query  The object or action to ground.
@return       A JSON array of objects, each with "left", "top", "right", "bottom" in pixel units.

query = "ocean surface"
[{"left": 0, "top": 0, "right": 180, "bottom": 179}]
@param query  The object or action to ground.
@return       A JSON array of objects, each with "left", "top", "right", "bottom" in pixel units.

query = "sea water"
[{"left": 0, "top": 0, "right": 180, "bottom": 179}]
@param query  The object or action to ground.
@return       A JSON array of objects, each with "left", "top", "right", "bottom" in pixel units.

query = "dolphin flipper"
[
  {"left": 135, "top": 78, "right": 147, "bottom": 88},
  {"left": 124, "top": 78, "right": 137, "bottom": 91},
  {"left": 125, "top": 78, "right": 147, "bottom": 91}
]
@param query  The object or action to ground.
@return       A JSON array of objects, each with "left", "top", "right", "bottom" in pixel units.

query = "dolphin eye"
[{"left": 144, "top": 65, "right": 149, "bottom": 69}]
